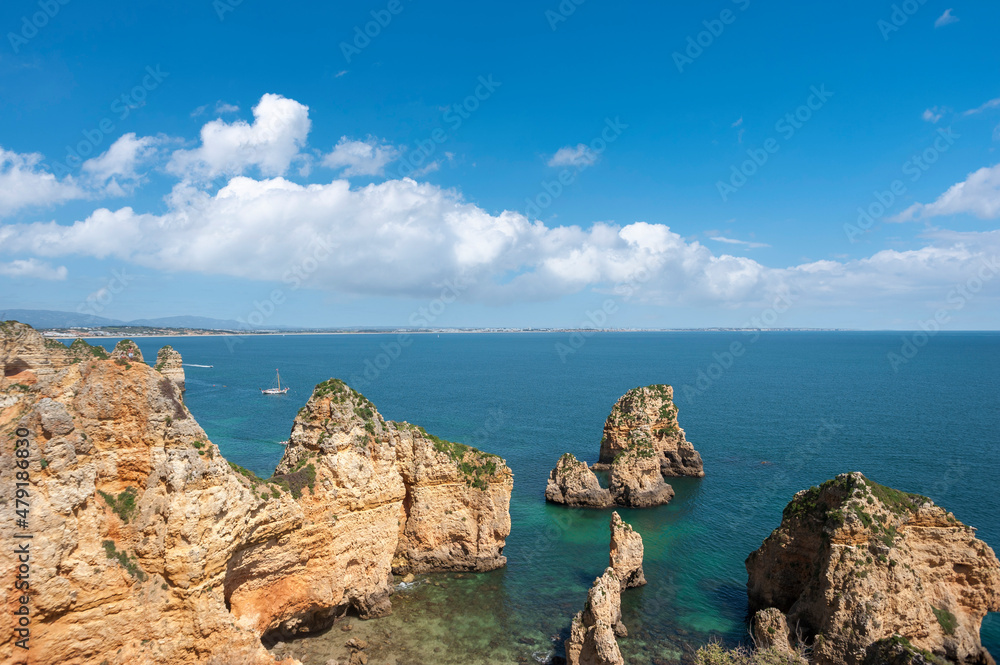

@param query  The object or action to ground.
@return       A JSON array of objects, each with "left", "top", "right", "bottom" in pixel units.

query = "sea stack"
[
  {"left": 565, "top": 568, "right": 626, "bottom": 665},
  {"left": 154, "top": 345, "right": 185, "bottom": 393},
  {"left": 545, "top": 453, "right": 613, "bottom": 508},
  {"left": 746, "top": 472, "right": 1000, "bottom": 665},
  {"left": 546, "top": 384, "right": 701, "bottom": 510},
  {"left": 598, "top": 384, "right": 704, "bottom": 477},
  {"left": 609, "top": 512, "right": 645, "bottom": 589},
  {"left": 0, "top": 322, "right": 513, "bottom": 665}
]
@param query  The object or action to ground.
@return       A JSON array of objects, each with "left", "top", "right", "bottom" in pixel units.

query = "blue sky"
[{"left": 1, "top": 0, "right": 999, "bottom": 329}]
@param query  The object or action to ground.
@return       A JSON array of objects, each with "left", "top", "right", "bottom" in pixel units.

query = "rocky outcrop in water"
[
  {"left": 565, "top": 512, "right": 647, "bottom": 664},
  {"left": 608, "top": 442, "right": 675, "bottom": 508},
  {"left": 598, "top": 384, "right": 703, "bottom": 477},
  {"left": 609, "top": 512, "right": 645, "bottom": 589},
  {"left": 545, "top": 453, "right": 613, "bottom": 508},
  {"left": 565, "top": 568, "right": 626, "bottom": 665},
  {"left": 0, "top": 322, "right": 513, "bottom": 665},
  {"left": 546, "top": 385, "right": 701, "bottom": 510},
  {"left": 155, "top": 345, "right": 185, "bottom": 393},
  {"left": 746, "top": 472, "right": 1000, "bottom": 665}
]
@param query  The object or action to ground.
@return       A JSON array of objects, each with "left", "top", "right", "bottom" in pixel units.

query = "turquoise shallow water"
[{"left": 82, "top": 332, "right": 1000, "bottom": 662}]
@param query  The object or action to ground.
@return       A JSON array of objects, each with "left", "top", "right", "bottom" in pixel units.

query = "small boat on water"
[
  {"left": 277, "top": 440, "right": 289, "bottom": 446},
  {"left": 260, "top": 369, "right": 289, "bottom": 395}
]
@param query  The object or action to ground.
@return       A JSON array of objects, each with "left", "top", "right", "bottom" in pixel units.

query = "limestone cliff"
[
  {"left": 0, "top": 322, "right": 513, "bottom": 665},
  {"left": 598, "top": 384, "right": 703, "bottom": 477},
  {"left": 545, "top": 453, "right": 613, "bottom": 508},
  {"left": 746, "top": 472, "right": 1000, "bottom": 665},
  {"left": 565, "top": 568, "right": 626, "bottom": 665},
  {"left": 154, "top": 345, "right": 185, "bottom": 393},
  {"left": 609, "top": 512, "right": 645, "bottom": 589}
]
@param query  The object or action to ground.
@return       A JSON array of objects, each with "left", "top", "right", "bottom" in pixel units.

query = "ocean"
[{"left": 80, "top": 331, "right": 1000, "bottom": 664}]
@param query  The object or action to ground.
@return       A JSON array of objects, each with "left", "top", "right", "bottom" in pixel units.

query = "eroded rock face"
[
  {"left": 545, "top": 453, "right": 613, "bottom": 508},
  {"left": 598, "top": 384, "right": 703, "bottom": 477},
  {"left": 609, "top": 512, "right": 645, "bottom": 589},
  {"left": 0, "top": 323, "right": 513, "bottom": 665},
  {"left": 608, "top": 443, "right": 675, "bottom": 508},
  {"left": 1, "top": 321, "right": 93, "bottom": 382},
  {"left": 155, "top": 345, "right": 185, "bottom": 393},
  {"left": 751, "top": 608, "right": 806, "bottom": 663},
  {"left": 391, "top": 420, "right": 513, "bottom": 573},
  {"left": 565, "top": 568, "right": 626, "bottom": 665},
  {"left": 746, "top": 472, "right": 1000, "bottom": 665}
]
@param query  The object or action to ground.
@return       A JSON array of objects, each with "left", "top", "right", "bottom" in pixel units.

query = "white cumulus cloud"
[
  {"left": 167, "top": 93, "right": 311, "bottom": 180},
  {"left": 1, "top": 174, "right": 998, "bottom": 311},
  {"left": 82, "top": 133, "right": 162, "bottom": 196},
  {"left": 548, "top": 144, "right": 599, "bottom": 168},
  {"left": 321, "top": 137, "right": 400, "bottom": 177},
  {"left": 0, "top": 258, "right": 67, "bottom": 280},
  {"left": 0, "top": 148, "right": 86, "bottom": 218},
  {"left": 894, "top": 164, "right": 1000, "bottom": 221}
]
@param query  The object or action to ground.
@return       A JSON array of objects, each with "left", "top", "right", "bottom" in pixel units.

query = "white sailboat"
[{"left": 260, "top": 369, "right": 289, "bottom": 395}]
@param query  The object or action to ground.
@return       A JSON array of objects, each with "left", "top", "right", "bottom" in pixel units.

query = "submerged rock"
[
  {"left": 565, "top": 568, "right": 626, "bottom": 665},
  {"left": 609, "top": 512, "right": 645, "bottom": 589},
  {"left": 746, "top": 472, "right": 1000, "bottom": 665},
  {"left": 545, "top": 453, "right": 613, "bottom": 508},
  {"left": 599, "top": 384, "right": 703, "bottom": 477}
]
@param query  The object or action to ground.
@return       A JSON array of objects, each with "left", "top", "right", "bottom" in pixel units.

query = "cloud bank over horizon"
[{"left": 1, "top": 93, "right": 999, "bottom": 321}]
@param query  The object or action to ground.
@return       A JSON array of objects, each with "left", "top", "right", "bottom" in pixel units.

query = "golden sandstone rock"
[
  {"left": 0, "top": 321, "right": 512, "bottom": 665},
  {"left": 547, "top": 384, "right": 701, "bottom": 509},
  {"left": 746, "top": 472, "right": 1000, "bottom": 665}
]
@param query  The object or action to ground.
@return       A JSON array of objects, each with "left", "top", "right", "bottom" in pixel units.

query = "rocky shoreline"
[
  {"left": 0, "top": 322, "right": 512, "bottom": 665},
  {"left": 3, "top": 320, "right": 997, "bottom": 665}
]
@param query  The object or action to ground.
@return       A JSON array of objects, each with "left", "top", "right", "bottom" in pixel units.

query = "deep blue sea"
[{"left": 80, "top": 332, "right": 1000, "bottom": 663}]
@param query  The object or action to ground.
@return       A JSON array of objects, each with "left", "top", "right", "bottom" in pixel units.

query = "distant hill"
[
  {"left": 0, "top": 309, "right": 243, "bottom": 330},
  {"left": 126, "top": 315, "right": 243, "bottom": 330}
]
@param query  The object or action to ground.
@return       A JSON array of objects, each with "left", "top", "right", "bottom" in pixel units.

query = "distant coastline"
[{"left": 37, "top": 327, "right": 862, "bottom": 339}]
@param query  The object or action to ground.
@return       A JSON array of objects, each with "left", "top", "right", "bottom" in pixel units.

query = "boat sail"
[{"left": 260, "top": 369, "right": 289, "bottom": 395}]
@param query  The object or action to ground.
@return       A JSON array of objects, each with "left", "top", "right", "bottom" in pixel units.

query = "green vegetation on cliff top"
[{"left": 782, "top": 474, "right": 928, "bottom": 547}]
